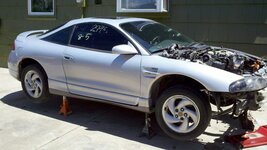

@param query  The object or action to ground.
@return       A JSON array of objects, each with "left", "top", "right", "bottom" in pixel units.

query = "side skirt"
[{"left": 49, "top": 89, "right": 152, "bottom": 113}]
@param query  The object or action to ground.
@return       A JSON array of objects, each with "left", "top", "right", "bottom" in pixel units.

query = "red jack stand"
[
  {"left": 58, "top": 96, "right": 72, "bottom": 116},
  {"left": 225, "top": 126, "right": 267, "bottom": 148}
]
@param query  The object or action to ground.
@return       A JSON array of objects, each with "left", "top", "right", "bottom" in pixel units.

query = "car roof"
[{"left": 66, "top": 17, "right": 152, "bottom": 26}]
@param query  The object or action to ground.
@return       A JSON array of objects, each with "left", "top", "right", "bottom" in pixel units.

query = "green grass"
[{"left": 0, "top": 45, "right": 11, "bottom": 68}]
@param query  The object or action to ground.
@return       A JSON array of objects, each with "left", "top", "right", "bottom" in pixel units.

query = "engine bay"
[{"left": 160, "top": 43, "right": 267, "bottom": 77}]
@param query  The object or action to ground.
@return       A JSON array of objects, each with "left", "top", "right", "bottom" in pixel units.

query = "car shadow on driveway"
[{"left": 1, "top": 91, "right": 238, "bottom": 150}]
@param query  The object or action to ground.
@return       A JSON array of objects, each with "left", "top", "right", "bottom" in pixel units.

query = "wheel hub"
[
  {"left": 162, "top": 95, "right": 200, "bottom": 133},
  {"left": 24, "top": 70, "right": 43, "bottom": 98},
  {"left": 178, "top": 112, "right": 183, "bottom": 117}
]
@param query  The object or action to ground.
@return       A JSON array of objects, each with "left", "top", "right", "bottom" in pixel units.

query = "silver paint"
[{"left": 8, "top": 18, "right": 250, "bottom": 111}]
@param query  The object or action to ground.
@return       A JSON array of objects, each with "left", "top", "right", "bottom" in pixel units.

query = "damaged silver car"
[{"left": 8, "top": 17, "right": 267, "bottom": 140}]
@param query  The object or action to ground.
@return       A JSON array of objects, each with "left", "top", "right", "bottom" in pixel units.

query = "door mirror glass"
[{"left": 112, "top": 44, "right": 138, "bottom": 55}]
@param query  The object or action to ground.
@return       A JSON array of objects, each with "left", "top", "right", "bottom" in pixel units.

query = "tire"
[
  {"left": 155, "top": 86, "right": 211, "bottom": 141},
  {"left": 21, "top": 64, "right": 50, "bottom": 103}
]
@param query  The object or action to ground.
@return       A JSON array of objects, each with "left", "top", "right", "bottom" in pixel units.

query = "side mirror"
[{"left": 112, "top": 44, "right": 138, "bottom": 55}]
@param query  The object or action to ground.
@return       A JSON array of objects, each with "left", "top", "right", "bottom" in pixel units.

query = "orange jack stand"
[{"left": 58, "top": 96, "right": 72, "bottom": 116}]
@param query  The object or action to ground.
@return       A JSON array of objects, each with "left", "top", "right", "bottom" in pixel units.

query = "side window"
[
  {"left": 70, "top": 23, "right": 128, "bottom": 51},
  {"left": 42, "top": 26, "right": 73, "bottom": 45}
]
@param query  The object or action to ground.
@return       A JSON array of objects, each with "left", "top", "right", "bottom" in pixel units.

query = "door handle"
[{"left": 63, "top": 56, "right": 73, "bottom": 60}]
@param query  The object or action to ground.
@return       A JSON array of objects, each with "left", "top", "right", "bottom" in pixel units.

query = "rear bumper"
[{"left": 7, "top": 51, "right": 19, "bottom": 80}]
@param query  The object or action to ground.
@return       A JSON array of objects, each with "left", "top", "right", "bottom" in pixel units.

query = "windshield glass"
[{"left": 120, "top": 21, "right": 194, "bottom": 53}]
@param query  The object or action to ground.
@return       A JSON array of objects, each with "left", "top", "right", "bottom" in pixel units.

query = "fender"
[{"left": 141, "top": 55, "right": 244, "bottom": 98}]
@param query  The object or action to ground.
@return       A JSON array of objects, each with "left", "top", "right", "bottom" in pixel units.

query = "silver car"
[{"left": 8, "top": 17, "right": 267, "bottom": 140}]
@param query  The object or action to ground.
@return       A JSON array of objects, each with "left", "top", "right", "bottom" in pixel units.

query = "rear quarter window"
[{"left": 42, "top": 26, "right": 73, "bottom": 45}]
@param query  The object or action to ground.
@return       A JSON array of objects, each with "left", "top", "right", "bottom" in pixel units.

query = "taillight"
[{"left": 12, "top": 42, "right": 15, "bottom": 51}]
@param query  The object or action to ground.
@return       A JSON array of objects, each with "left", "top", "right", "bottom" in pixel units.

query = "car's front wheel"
[
  {"left": 155, "top": 86, "right": 211, "bottom": 141},
  {"left": 21, "top": 65, "right": 50, "bottom": 103}
]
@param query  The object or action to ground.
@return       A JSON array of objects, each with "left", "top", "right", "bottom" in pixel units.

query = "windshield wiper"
[
  {"left": 187, "top": 42, "right": 199, "bottom": 47},
  {"left": 152, "top": 42, "right": 201, "bottom": 54}
]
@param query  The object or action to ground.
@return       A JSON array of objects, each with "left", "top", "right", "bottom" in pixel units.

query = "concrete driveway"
[{"left": 0, "top": 68, "right": 266, "bottom": 150}]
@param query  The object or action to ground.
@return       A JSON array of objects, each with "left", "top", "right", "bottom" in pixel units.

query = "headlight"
[{"left": 229, "top": 76, "right": 267, "bottom": 93}]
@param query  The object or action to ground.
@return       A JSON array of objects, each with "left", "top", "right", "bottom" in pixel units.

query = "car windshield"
[{"left": 120, "top": 21, "right": 194, "bottom": 53}]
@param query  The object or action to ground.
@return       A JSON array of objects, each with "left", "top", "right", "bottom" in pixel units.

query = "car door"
[{"left": 63, "top": 23, "right": 141, "bottom": 105}]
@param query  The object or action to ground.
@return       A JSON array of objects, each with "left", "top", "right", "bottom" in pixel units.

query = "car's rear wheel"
[
  {"left": 155, "top": 86, "right": 211, "bottom": 141},
  {"left": 21, "top": 65, "right": 50, "bottom": 103}
]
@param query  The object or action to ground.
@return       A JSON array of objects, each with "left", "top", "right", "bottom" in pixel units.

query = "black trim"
[{"left": 67, "top": 44, "right": 130, "bottom": 54}]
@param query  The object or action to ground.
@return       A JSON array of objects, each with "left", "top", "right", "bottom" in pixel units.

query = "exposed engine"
[
  {"left": 160, "top": 43, "right": 267, "bottom": 76},
  {"left": 160, "top": 43, "right": 267, "bottom": 125}
]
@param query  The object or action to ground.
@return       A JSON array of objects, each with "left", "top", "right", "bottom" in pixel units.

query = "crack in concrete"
[
  {"left": 36, "top": 109, "right": 112, "bottom": 149},
  {"left": 37, "top": 126, "right": 80, "bottom": 149}
]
